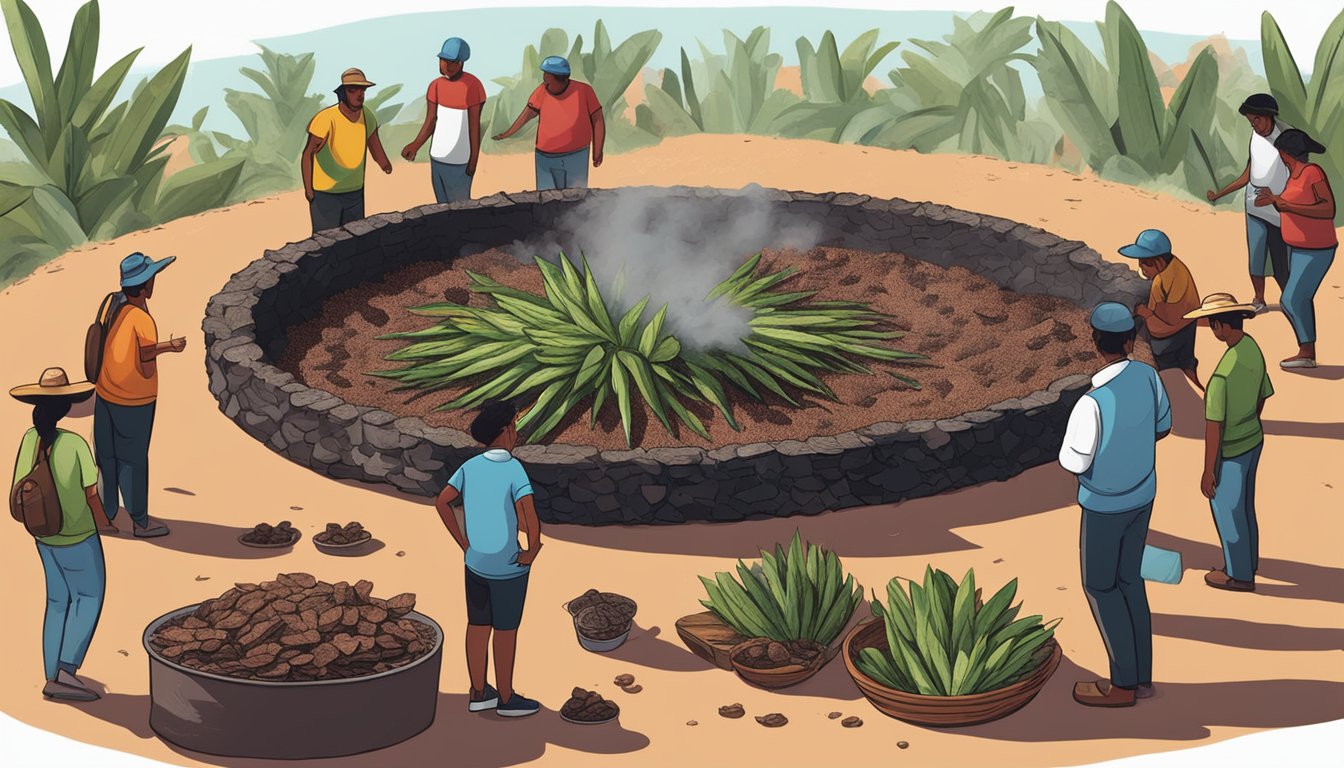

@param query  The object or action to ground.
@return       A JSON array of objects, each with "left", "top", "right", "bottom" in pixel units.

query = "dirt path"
[{"left": 0, "top": 136, "right": 1340, "bottom": 768}]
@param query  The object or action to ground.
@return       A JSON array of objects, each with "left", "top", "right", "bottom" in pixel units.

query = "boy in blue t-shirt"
[{"left": 436, "top": 400, "right": 543, "bottom": 718}]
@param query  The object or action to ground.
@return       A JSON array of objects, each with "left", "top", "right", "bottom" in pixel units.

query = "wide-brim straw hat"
[
  {"left": 1183, "top": 292, "right": 1258, "bottom": 321},
  {"left": 10, "top": 367, "right": 94, "bottom": 405}
]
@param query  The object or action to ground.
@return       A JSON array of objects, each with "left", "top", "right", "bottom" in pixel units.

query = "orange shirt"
[
  {"left": 1280, "top": 163, "right": 1338, "bottom": 249},
  {"left": 96, "top": 305, "right": 158, "bottom": 406},
  {"left": 527, "top": 81, "right": 601, "bottom": 154}
]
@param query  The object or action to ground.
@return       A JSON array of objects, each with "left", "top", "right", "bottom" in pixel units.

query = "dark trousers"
[
  {"left": 1081, "top": 502, "right": 1153, "bottom": 688},
  {"left": 93, "top": 396, "right": 156, "bottom": 527},
  {"left": 310, "top": 189, "right": 365, "bottom": 233}
]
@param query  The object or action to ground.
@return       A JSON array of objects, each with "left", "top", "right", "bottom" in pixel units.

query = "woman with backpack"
[{"left": 10, "top": 367, "right": 118, "bottom": 702}]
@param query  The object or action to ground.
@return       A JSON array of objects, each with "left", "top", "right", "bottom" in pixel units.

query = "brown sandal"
[{"left": 1073, "top": 679, "right": 1136, "bottom": 707}]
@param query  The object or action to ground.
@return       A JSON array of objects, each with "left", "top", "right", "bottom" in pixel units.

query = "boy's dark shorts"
[
  {"left": 465, "top": 567, "right": 529, "bottom": 630},
  {"left": 1149, "top": 323, "right": 1198, "bottom": 372}
]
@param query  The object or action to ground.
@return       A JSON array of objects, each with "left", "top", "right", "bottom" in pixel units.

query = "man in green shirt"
[{"left": 1183, "top": 294, "right": 1273, "bottom": 592}]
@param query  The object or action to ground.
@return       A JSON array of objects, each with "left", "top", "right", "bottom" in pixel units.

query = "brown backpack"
[
  {"left": 9, "top": 436, "right": 64, "bottom": 537},
  {"left": 84, "top": 292, "right": 127, "bottom": 384}
]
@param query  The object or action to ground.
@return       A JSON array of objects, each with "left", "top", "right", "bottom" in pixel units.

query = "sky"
[{"left": 0, "top": 0, "right": 1334, "bottom": 88}]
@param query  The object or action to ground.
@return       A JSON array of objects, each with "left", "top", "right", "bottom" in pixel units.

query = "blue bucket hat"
[
  {"left": 439, "top": 37, "right": 470, "bottom": 62},
  {"left": 120, "top": 252, "right": 175, "bottom": 288},
  {"left": 540, "top": 56, "right": 571, "bottom": 77},
  {"left": 1118, "top": 228, "right": 1172, "bottom": 260},
  {"left": 1090, "top": 302, "right": 1136, "bottom": 334}
]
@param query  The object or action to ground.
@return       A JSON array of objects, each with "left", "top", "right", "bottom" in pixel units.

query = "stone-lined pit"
[{"left": 203, "top": 187, "right": 1148, "bottom": 524}]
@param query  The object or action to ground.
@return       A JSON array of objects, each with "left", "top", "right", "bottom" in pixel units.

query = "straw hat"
[
  {"left": 1182, "top": 292, "right": 1258, "bottom": 321},
  {"left": 338, "top": 68, "right": 375, "bottom": 88},
  {"left": 10, "top": 367, "right": 95, "bottom": 405}
]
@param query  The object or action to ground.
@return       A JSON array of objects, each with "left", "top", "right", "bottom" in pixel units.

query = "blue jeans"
[
  {"left": 535, "top": 148, "right": 589, "bottom": 190},
  {"left": 37, "top": 536, "right": 106, "bottom": 681},
  {"left": 1210, "top": 442, "right": 1262, "bottom": 582},
  {"left": 1081, "top": 502, "right": 1153, "bottom": 689},
  {"left": 93, "top": 397, "right": 156, "bottom": 527},
  {"left": 1282, "top": 245, "right": 1336, "bottom": 344},
  {"left": 431, "top": 160, "right": 473, "bottom": 203},
  {"left": 1244, "top": 215, "right": 1288, "bottom": 284}
]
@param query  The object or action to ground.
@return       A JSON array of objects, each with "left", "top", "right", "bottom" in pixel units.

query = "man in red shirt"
[
  {"left": 401, "top": 38, "right": 487, "bottom": 203},
  {"left": 492, "top": 56, "right": 604, "bottom": 190}
]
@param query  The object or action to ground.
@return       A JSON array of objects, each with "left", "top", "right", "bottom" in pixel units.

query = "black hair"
[
  {"left": 33, "top": 400, "right": 71, "bottom": 453},
  {"left": 1274, "top": 128, "right": 1326, "bottom": 162},
  {"left": 334, "top": 85, "right": 355, "bottom": 107},
  {"left": 471, "top": 399, "right": 517, "bottom": 445},
  {"left": 1208, "top": 312, "right": 1248, "bottom": 330},
  {"left": 123, "top": 282, "right": 147, "bottom": 298},
  {"left": 1091, "top": 327, "right": 1137, "bottom": 356}
]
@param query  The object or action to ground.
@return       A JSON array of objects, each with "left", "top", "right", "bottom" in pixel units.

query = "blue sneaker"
[
  {"left": 496, "top": 693, "right": 540, "bottom": 718},
  {"left": 468, "top": 684, "right": 499, "bottom": 712}
]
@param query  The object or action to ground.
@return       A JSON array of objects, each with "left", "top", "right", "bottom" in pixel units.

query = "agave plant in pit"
[
  {"left": 699, "top": 531, "right": 863, "bottom": 645},
  {"left": 856, "top": 567, "right": 1059, "bottom": 696},
  {"left": 376, "top": 252, "right": 922, "bottom": 447}
]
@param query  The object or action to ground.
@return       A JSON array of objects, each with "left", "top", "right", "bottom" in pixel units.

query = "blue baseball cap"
[
  {"left": 119, "top": 252, "right": 175, "bottom": 288},
  {"left": 439, "top": 37, "right": 470, "bottom": 62},
  {"left": 1090, "top": 302, "right": 1136, "bottom": 333},
  {"left": 540, "top": 56, "right": 571, "bottom": 76},
  {"left": 1118, "top": 229, "right": 1172, "bottom": 259}
]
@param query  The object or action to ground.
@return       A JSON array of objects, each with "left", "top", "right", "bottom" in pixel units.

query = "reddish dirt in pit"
[{"left": 279, "top": 247, "right": 1112, "bottom": 450}]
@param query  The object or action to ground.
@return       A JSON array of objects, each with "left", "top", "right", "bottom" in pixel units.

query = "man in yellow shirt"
[
  {"left": 93, "top": 253, "right": 187, "bottom": 538},
  {"left": 1120, "top": 229, "right": 1204, "bottom": 392},
  {"left": 302, "top": 68, "right": 394, "bottom": 233}
]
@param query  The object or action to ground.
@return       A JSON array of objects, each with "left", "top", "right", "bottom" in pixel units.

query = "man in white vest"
[
  {"left": 1059, "top": 303, "right": 1171, "bottom": 708},
  {"left": 1206, "top": 93, "right": 1291, "bottom": 313}
]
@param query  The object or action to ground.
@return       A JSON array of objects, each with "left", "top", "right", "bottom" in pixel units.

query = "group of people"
[
  {"left": 10, "top": 253, "right": 183, "bottom": 701},
  {"left": 303, "top": 37, "right": 606, "bottom": 233},
  {"left": 1060, "top": 95, "right": 1336, "bottom": 709}
]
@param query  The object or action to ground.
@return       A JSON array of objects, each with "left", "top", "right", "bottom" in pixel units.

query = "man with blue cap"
[
  {"left": 402, "top": 38, "right": 487, "bottom": 203},
  {"left": 91, "top": 253, "right": 187, "bottom": 538},
  {"left": 1059, "top": 302, "right": 1171, "bottom": 707},
  {"left": 492, "top": 55, "right": 605, "bottom": 190},
  {"left": 1119, "top": 228, "right": 1203, "bottom": 392}
]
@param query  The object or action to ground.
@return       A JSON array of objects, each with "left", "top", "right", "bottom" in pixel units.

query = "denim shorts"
[{"left": 464, "top": 567, "right": 529, "bottom": 630}]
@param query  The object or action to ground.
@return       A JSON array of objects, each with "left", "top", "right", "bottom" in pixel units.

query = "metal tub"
[{"left": 143, "top": 605, "right": 443, "bottom": 759}]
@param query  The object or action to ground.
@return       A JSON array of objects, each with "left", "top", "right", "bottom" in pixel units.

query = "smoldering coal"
[{"left": 504, "top": 187, "right": 822, "bottom": 351}]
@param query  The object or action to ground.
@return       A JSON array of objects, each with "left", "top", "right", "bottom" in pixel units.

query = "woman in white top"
[{"left": 1207, "top": 93, "right": 1291, "bottom": 314}]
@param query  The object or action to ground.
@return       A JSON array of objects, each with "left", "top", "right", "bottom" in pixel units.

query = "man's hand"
[
  {"left": 593, "top": 149, "right": 603, "bottom": 167},
  {"left": 169, "top": 336, "right": 187, "bottom": 353},
  {"left": 466, "top": 158, "right": 477, "bottom": 177},
  {"left": 1134, "top": 304, "right": 1153, "bottom": 319},
  {"left": 379, "top": 159, "right": 393, "bottom": 174},
  {"left": 1254, "top": 188, "right": 1278, "bottom": 208},
  {"left": 1206, "top": 189, "right": 1219, "bottom": 202},
  {"left": 401, "top": 143, "right": 419, "bottom": 162},
  {"left": 1200, "top": 470, "right": 1217, "bottom": 499},
  {"left": 515, "top": 542, "right": 543, "bottom": 566},
  {"left": 305, "top": 187, "right": 315, "bottom": 202}
]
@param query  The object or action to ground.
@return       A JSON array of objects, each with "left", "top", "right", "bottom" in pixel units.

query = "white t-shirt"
[
  {"left": 425, "top": 74, "right": 487, "bottom": 165},
  {"left": 1246, "top": 121, "right": 1289, "bottom": 226}
]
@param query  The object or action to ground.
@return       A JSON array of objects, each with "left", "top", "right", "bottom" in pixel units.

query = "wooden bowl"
[
  {"left": 729, "top": 639, "right": 825, "bottom": 689},
  {"left": 313, "top": 532, "right": 373, "bottom": 556},
  {"left": 237, "top": 531, "right": 300, "bottom": 549},
  {"left": 843, "top": 619, "right": 1061, "bottom": 727}
]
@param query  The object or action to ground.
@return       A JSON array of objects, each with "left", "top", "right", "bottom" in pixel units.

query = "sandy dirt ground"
[
  {"left": 279, "top": 247, "right": 1098, "bottom": 450},
  {"left": 0, "top": 136, "right": 1340, "bottom": 768}
]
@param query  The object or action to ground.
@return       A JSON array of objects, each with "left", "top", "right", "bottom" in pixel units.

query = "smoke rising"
[{"left": 504, "top": 187, "right": 822, "bottom": 352}]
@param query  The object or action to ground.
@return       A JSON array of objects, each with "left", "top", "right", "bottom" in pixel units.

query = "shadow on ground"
[
  {"left": 75, "top": 686, "right": 649, "bottom": 768},
  {"left": 101, "top": 518, "right": 295, "bottom": 560},
  {"left": 1147, "top": 531, "right": 1344, "bottom": 604},
  {"left": 1152, "top": 613, "right": 1344, "bottom": 652},
  {"left": 544, "top": 465, "right": 1078, "bottom": 559}
]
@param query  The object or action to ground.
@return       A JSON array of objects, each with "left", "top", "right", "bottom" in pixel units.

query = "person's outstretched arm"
[{"left": 493, "top": 106, "right": 539, "bottom": 140}]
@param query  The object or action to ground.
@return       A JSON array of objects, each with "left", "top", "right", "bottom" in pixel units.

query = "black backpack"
[{"left": 84, "top": 292, "right": 128, "bottom": 384}]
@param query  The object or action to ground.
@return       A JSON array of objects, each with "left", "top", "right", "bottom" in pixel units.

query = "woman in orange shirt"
[{"left": 1256, "top": 130, "right": 1336, "bottom": 369}]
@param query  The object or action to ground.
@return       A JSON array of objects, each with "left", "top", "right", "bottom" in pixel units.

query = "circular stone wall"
[{"left": 204, "top": 187, "right": 1148, "bottom": 525}]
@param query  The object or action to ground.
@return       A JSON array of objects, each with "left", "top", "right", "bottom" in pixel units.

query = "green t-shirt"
[
  {"left": 12, "top": 428, "right": 98, "bottom": 546},
  {"left": 1205, "top": 335, "right": 1274, "bottom": 458}
]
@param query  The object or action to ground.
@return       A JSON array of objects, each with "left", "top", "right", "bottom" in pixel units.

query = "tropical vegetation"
[
  {"left": 375, "top": 252, "right": 921, "bottom": 447},
  {"left": 699, "top": 531, "right": 864, "bottom": 644},
  {"left": 855, "top": 567, "right": 1060, "bottom": 696}
]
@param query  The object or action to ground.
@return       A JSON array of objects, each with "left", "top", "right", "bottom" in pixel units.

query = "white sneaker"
[
  {"left": 1280, "top": 358, "right": 1317, "bottom": 369},
  {"left": 1250, "top": 301, "right": 1268, "bottom": 314}
]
